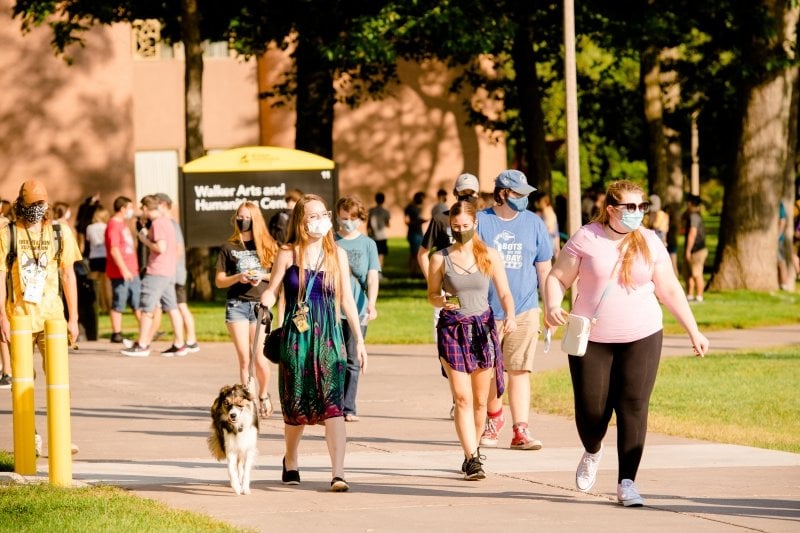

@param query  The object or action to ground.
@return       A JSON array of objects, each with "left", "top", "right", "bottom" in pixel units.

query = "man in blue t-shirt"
[{"left": 477, "top": 169, "right": 552, "bottom": 451}]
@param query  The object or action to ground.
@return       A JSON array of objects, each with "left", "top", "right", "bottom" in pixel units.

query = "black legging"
[{"left": 568, "top": 330, "right": 662, "bottom": 483}]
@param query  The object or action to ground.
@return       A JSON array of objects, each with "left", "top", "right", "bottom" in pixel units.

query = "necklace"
[{"left": 606, "top": 223, "right": 627, "bottom": 236}]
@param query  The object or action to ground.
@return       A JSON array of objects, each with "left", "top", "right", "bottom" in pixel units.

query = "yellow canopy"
[{"left": 182, "top": 146, "right": 335, "bottom": 173}]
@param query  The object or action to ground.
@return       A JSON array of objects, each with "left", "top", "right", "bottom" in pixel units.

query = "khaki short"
[
  {"left": 683, "top": 248, "right": 708, "bottom": 278},
  {"left": 496, "top": 308, "right": 541, "bottom": 372}
]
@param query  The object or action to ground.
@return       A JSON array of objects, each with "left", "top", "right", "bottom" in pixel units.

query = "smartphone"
[{"left": 444, "top": 294, "right": 461, "bottom": 308}]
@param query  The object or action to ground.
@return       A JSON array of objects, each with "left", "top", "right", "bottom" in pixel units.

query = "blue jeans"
[
  {"left": 341, "top": 320, "right": 367, "bottom": 416},
  {"left": 225, "top": 299, "right": 259, "bottom": 323}
]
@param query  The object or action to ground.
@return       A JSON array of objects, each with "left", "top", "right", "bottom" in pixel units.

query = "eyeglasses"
[
  {"left": 306, "top": 210, "right": 332, "bottom": 222},
  {"left": 613, "top": 202, "right": 650, "bottom": 214}
]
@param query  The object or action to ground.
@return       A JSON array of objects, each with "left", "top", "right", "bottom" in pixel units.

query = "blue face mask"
[
  {"left": 339, "top": 219, "right": 360, "bottom": 234},
  {"left": 621, "top": 211, "right": 644, "bottom": 231},
  {"left": 506, "top": 195, "right": 528, "bottom": 212}
]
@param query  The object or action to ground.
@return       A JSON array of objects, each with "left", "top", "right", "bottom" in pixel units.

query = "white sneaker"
[
  {"left": 617, "top": 478, "right": 645, "bottom": 507},
  {"left": 34, "top": 433, "right": 42, "bottom": 457},
  {"left": 575, "top": 444, "right": 603, "bottom": 492}
]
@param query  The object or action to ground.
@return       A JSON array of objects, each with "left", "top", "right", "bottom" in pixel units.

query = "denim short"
[
  {"left": 111, "top": 277, "right": 141, "bottom": 313},
  {"left": 225, "top": 299, "right": 259, "bottom": 323},
  {"left": 175, "top": 284, "right": 187, "bottom": 305},
  {"left": 139, "top": 274, "right": 178, "bottom": 313}
]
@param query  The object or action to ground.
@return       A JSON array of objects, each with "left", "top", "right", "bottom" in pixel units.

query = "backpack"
[{"left": 4, "top": 220, "right": 64, "bottom": 303}]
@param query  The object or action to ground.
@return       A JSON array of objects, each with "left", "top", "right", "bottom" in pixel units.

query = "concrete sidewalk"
[{"left": 0, "top": 324, "right": 798, "bottom": 532}]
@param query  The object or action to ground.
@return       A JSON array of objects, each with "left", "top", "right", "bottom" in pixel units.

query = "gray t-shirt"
[{"left": 441, "top": 249, "right": 490, "bottom": 317}]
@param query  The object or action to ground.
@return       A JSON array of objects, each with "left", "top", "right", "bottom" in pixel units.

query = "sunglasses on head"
[{"left": 613, "top": 202, "right": 651, "bottom": 214}]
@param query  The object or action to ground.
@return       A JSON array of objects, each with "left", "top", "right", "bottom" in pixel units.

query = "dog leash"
[{"left": 248, "top": 305, "right": 270, "bottom": 399}]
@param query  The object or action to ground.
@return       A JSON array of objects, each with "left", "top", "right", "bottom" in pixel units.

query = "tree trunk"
[
  {"left": 512, "top": 20, "right": 551, "bottom": 193},
  {"left": 710, "top": 2, "right": 799, "bottom": 291},
  {"left": 710, "top": 77, "right": 795, "bottom": 291},
  {"left": 294, "top": 36, "right": 334, "bottom": 158},
  {"left": 641, "top": 47, "right": 669, "bottom": 199},
  {"left": 642, "top": 46, "right": 684, "bottom": 257},
  {"left": 181, "top": 0, "right": 213, "bottom": 301},
  {"left": 783, "top": 68, "right": 799, "bottom": 287}
]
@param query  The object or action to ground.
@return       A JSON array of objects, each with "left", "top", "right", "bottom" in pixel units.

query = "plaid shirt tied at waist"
[{"left": 436, "top": 308, "right": 505, "bottom": 397}]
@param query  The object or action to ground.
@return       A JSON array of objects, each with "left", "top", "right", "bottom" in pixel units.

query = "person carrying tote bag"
[{"left": 544, "top": 180, "right": 709, "bottom": 508}]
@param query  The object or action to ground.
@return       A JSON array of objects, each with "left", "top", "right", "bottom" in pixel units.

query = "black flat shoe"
[
  {"left": 330, "top": 477, "right": 349, "bottom": 492},
  {"left": 282, "top": 457, "right": 300, "bottom": 485}
]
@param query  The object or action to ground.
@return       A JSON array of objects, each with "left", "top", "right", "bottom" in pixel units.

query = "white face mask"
[
  {"left": 125, "top": 208, "right": 134, "bottom": 220},
  {"left": 339, "top": 219, "right": 360, "bottom": 234},
  {"left": 307, "top": 217, "right": 333, "bottom": 238}
]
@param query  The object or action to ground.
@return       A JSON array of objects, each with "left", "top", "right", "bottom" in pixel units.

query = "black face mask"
[
  {"left": 457, "top": 194, "right": 478, "bottom": 204},
  {"left": 236, "top": 219, "right": 252, "bottom": 232},
  {"left": 451, "top": 228, "right": 475, "bottom": 244}
]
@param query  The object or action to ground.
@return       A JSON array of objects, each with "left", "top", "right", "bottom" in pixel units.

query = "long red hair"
[
  {"left": 449, "top": 200, "right": 492, "bottom": 276},
  {"left": 227, "top": 201, "right": 276, "bottom": 270}
]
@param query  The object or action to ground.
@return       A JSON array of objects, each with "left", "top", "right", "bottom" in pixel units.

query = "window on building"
[
  {"left": 135, "top": 150, "right": 180, "bottom": 206},
  {"left": 132, "top": 19, "right": 233, "bottom": 60}
]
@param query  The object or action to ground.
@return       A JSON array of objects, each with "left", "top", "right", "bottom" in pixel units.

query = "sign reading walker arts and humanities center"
[{"left": 180, "top": 146, "right": 338, "bottom": 248}]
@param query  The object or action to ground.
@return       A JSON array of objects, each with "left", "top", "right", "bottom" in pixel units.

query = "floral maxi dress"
[{"left": 278, "top": 264, "right": 346, "bottom": 425}]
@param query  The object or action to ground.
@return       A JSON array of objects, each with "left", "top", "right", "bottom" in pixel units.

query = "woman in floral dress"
[{"left": 260, "top": 194, "right": 368, "bottom": 492}]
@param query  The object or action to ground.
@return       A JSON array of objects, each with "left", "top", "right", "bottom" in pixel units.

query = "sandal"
[
  {"left": 258, "top": 394, "right": 274, "bottom": 418},
  {"left": 330, "top": 476, "right": 349, "bottom": 492}
]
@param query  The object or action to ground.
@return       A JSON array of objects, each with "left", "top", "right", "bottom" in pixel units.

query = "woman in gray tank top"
[{"left": 426, "top": 200, "right": 517, "bottom": 481}]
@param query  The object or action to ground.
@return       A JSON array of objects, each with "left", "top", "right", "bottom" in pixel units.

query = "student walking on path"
[
  {"left": 215, "top": 201, "right": 277, "bottom": 418},
  {"left": 544, "top": 179, "right": 709, "bottom": 507},
  {"left": 334, "top": 195, "right": 380, "bottom": 422},
  {"left": 477, "top": 170, "right": 553, "bottom": 451},
  {"left": 259, "top": 194, "right": 367, "bottom": 492},
  {"left": 427, "top": 200, "right": 516, "bottom": 480}
]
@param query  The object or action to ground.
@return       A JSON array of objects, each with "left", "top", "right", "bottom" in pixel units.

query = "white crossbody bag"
[{"left": 561, "top": 250, "right": 624, "bottom": 356}]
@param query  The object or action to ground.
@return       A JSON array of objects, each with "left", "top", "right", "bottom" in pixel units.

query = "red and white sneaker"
[
  {"left": 479, "top": 413, "right": 505, "bottom": 447},
  {"left": 510, "top": 422, "right": 543, "bottom": 450}
]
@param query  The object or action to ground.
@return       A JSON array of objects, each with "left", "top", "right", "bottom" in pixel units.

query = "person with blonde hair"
[
  {"left": 86, "top": 205, "right": 111, "bottom": 313},
  {"left": 545, "top": 179, "right": 709, "bottom": 507},
  {"left": 427, "top": 200, "right": 516, "bottom": 480},
  {"left": 259, "top": 194, "right": 367, "bottom": 492},
  {"left": 215, "top": 201, "right": 277, "bottom": 417}
]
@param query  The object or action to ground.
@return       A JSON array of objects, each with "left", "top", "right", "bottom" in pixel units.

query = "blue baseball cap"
[{"left": 494, "top": 169, "right": 535, "bottom": 196}]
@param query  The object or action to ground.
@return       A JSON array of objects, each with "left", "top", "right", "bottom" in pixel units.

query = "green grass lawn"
[
  {"left": 0, "top": 483, "right": 250, "bottom": 533},
  {"left": 532, "top": 347, "right": 800, "bottom": 453}
]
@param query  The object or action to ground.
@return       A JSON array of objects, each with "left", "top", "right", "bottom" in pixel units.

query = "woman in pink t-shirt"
[{"left": 544, "top": 180, "right": 709, "bottom": 508}]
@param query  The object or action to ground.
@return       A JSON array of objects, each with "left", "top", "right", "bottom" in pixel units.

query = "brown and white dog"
[{"left": 208, "top": 384, "right": 259, "bottom": 495}]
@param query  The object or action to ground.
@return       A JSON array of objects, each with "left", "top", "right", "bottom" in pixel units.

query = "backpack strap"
[
  {"left": 51, "top": 221, "right": 65, "bottom": 295},
  {"left": 52, "top": 221, "right": 63, "bottom": 266},
  {"left": 4, "top": 222, "right": 16, "bottom": 304}
]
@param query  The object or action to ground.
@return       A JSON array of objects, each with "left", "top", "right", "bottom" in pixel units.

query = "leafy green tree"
[{"left": 232, "top": 0, "right": 397, "bottom": 158}]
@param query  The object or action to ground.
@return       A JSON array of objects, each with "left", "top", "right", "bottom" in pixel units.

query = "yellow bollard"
[
  {"left": 10, "top": 315, "right": 36, "bottom": 476},
  {"left": 45, "top": 319, "right": 72, "bottom": 487}
]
